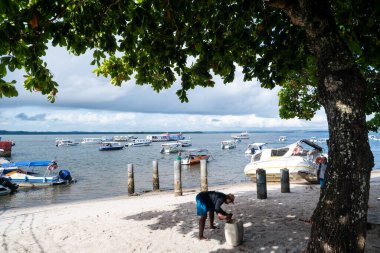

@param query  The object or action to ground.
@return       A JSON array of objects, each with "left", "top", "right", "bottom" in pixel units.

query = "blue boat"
[
  {"left": 99, "top": 142, "right": 124, "bottom": 151},
  {"left": 0, "top": 160, "right": 74, "bottom": 187}
]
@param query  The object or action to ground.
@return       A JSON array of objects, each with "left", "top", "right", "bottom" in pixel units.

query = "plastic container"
[{"left": 224, "top": 219, "right": 244, "bottom": 246}]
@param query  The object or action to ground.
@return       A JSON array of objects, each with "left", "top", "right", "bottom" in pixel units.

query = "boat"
[
  {"left": 55, "top": 138, "right": 80, "bottom": 147},
  {"left": 81, "top": 138, "right": 103, "bottom": 144},
  {"left": 244, "top": 140, "right": 324, "bottom": 182},
  {"left": 99, "top": 142, "right": 124, "bottom": 151},
  {"left": 244, "top": 143, "right": 267, "bottom": 155},
  {"left": 180, "top": 149, "right": 210, "bottom": 165},
  {"left": 0, "top": 177, "right": 19, "bottom": 192},
  {"left": 113, "top": 136, "right": 130, "bottom": 142},
  {"left": 231, "top": 131, "right": 250, "bottom": 140},
  {"left": 309, "top": 137, "right": 317, "bottom": 143},
  {"left": 278, "top": 136, "right": 287, "bottom": 142},
  {"left": 0, "top": 160, "right": 74, "bottom": 187},
  {"left": 101, "top": 136, "right": 113, "bottom": 142},
  {"left": 221, "top": 140, "right": 237, "bottom": 149},
  {"left": 178, "top": 139, "right": 192, "bottom": 147},
  {"left": 160, "top": 143, "right": 182, "bottom": 154},
  {"left": 125, "top": 139, "right": 152, "bottom": 147},
  {"left": 55, "top": 139, "right": 79, "bottom": 147},
  {"left": 0, "top": 140, "right": 13, "bottom": 157},
  {"left": 147, "top": 133, "right": 186, "bottom": 142}
]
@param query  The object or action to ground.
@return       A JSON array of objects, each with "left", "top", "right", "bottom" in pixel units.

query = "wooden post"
[
  {"left": 281, "top": 168, "right": 290, "bottom": 193},
  {"left": 153, "top": 160, "right": 159, "bottom": 191},
  {"left": 200, "top": 159, "right": 208, "bottom": 192},
  {"left": 174, "top": 159, "right": 182, "bottom": 196},
  {"left": 256, "top": 169, "right": 267, "bottom": 199},
  {"left": 128, "top": 164, "right": 135, "bottom": 196}
]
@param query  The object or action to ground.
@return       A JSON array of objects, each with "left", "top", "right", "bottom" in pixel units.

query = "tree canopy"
[
  {"left": 0, "top": 0, "right": 378, "bottom": 128},
  {"left": 2, "top": 1, "right": 380, "bottom": 251}
]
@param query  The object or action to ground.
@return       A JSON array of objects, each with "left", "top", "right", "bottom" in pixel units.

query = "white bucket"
[{"left": 224, "top": 219, "right": 244, "bottom": 246}]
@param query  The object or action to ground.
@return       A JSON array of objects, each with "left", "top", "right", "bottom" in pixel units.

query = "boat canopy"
[
  {"left": 248, "top": 143, "right": 266, "bottom": 148},
  {"left": 299, "top": 139, "right": 323, "bottom": 151},
  {"left": 1, "top": 160, "right": 53, "bottom": 168}
]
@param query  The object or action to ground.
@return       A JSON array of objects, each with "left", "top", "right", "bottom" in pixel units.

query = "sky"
[{"left": 0, "top": 46, "right": 328, "bottom": 132}]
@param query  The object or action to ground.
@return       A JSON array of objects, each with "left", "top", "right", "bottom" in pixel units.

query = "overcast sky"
[{"left": 0, "top": 46, "right": 328, "bottom": 132}]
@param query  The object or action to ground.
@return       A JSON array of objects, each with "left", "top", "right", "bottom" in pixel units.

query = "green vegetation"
[{"left": 1, "top": 1, "right": 379, "bottom": 251}]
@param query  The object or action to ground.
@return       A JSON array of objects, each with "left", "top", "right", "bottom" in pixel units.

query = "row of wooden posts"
[{"left": 127, "top": 159, "right": 291, "bottom": 199}]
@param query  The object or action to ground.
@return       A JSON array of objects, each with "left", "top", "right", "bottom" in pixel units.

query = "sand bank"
[{"left": 1, "top": 173, "right": 379, "bottom": 253}]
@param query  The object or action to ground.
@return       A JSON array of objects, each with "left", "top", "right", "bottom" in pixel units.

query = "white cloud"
[
  {"left": 0, "top": 106, "right": 327, "bottom": 132},
  {"left": 0, "top": 45, "right": 329, "bottom": 132}
]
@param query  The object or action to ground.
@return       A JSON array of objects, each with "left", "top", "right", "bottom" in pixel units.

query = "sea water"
[{"left": 1, "top": 131, "right": 379, "bottom": 209}]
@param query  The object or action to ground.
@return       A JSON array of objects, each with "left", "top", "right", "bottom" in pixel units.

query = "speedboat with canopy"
[
  {"left": 0, "top": 160, "right": 74, "bottom": 187},
  {"left": 244, "top": 140, "right": 324, "bottom": 182}
]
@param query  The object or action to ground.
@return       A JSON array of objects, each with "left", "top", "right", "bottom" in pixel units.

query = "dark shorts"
[
  {"left": 319, "top": 178, "right": 325, "bottom": 188},
  {"left": 196, "top": 195, "right": 208, "bottom": 216}
]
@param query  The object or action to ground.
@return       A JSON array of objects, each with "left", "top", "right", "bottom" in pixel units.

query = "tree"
[{"left": 1, "top": 0, "right": 379, "bottom": 251}]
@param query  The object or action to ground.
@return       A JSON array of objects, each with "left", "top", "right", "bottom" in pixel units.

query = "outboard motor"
[
  {"left": 59, "top": 170, "right": 72, "bottom": 182},
  {"left": 0, "top": 177, "right": 19, "bottom": 191}
]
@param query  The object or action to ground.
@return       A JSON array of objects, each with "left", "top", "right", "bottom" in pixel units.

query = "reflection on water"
[{"left": 1, "top": 131, "right": 379, "bottom": 209}]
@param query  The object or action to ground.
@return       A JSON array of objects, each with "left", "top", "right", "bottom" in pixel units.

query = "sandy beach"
[{"left": 1, "top": 172, "right": 379, "bottom": 253}]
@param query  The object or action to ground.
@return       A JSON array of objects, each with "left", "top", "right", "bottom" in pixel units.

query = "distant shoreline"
[{"left": 0, "top": 130, "right": 330, "bottom": 135}]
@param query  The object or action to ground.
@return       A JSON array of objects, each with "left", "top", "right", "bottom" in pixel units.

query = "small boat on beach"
[
  {"left": 0, "top": 160, "right": 74, "bottom": 187},
  {"left": 221, "top": 140, "right": 237, "bottom": 149},
  {"left": 244, "top": 140, "right": 324, "bottom": 182},
  {"left": 99, "top": 142, "right": 124, "bottom": 151},
  {"left": 180, "top": 149, "right": 210, "bottom": 165}
]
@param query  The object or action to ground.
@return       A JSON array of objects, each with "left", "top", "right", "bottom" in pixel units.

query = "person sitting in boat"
[
  {"left": 47, "top": 161, "right": 58, "bottom": 172},
  {"left": 292, "top": 144, "right": 303, "bottom": 156}
]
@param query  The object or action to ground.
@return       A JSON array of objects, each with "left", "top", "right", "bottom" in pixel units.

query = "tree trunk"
[{"left": 268, "top": 0, "right": 374, "bottom": 251}]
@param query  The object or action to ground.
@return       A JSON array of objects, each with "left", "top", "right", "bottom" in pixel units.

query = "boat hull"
[
  {"left": 3, "top": 174, "right": 72, "bottom": 187},
  {"left": 244, "top": 156, "right": 318, "bottom": 182},
  {"left": 181, "top": 155, "right": 210, "bottom": 165},
  {"left": 99, "top": 146, "right": 124, "bottom": 151}
]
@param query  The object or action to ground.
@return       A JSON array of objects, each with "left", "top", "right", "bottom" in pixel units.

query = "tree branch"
[{"left": 265, "top": 0, "right": 307, "bottom": 27}]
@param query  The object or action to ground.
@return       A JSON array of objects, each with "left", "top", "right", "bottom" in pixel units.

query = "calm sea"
[{"left": 1, "top": 131, "right": 379, "bottom": 209}]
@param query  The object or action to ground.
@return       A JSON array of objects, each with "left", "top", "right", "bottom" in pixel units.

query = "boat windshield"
[
  {"left": 271, "top": 148, "right": 289, "bottom": 157},
  {"left": 252, "top": 152, "right": 262, "bottom": 162}
]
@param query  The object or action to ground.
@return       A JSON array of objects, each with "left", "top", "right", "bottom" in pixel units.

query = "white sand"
[{"left": 1, "top": 173, "right": 379, "bottom": 253}]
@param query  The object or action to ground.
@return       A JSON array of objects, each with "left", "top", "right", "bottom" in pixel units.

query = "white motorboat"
[
  {"left": 178, "top": 139, "right": 192, "bottom": 147},
  {"left": 55, "top": 138, "right": 80, "bottom": 147},
  {"left": 221, "top": 140, "right": 237, "bottom": 149},
  {"left": 244, "top": 140, "right": 324, "bottom": 181},
  {"left": 278, "top": 136, "right": 287, "bottom": 142},
  {"left": 160, "top": 143, "right": 182, "bottom": 154},
  {"left": 147, "top": 133, "right": 187, "bottom": 142},
  {"left": 126, "top": 139, "right": 152, "bottom": 147},
  {"left": 244, "top": 143, "right": 267, "bottom": 155},
  {"left": 231, "top": 131, "right": 250, "bottom": 140},
  {"left": 81, "top": 138, "right": 103, "bottom": 144}
]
